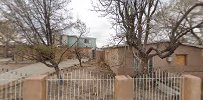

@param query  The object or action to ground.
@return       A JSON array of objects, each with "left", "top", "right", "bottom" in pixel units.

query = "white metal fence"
[
  {"left": 133, "top": 70, "right": 183, "bottom": 100},
  {"left": 0, "top": 75, "right": 24, "bottom": 100},
  {"left": 47, "top": 69, "right": 183, "bottom": 100},
  {"left": 47, "top": 69, "right": 115, "bottom": 100}
]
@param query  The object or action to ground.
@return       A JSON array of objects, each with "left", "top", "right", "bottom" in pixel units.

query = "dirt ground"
[{"left": 0, "top": 58, "right": 32, "bottom": 73}]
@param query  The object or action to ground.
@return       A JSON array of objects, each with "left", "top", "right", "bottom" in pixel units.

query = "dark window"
[{"left": 84, "top": 39, "right": 89, "bottom": 43}]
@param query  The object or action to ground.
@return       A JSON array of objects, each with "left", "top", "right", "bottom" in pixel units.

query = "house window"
[
  {"left": 175, "top": 54, "right": 187, "bottom": 66},
  {"left": 84, "top": 39, "right": 89, "bottom": 43}
]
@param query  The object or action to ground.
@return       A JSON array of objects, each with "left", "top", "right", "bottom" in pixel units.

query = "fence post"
[
  {"left": 115, "top": 75, "right": 134, "bottom": 100},
  {"left": 182, "top": 74, "right": 201, "bottom": 100},
  {"left": 23, "top": 75, "right": 47, "bottom": 100}
]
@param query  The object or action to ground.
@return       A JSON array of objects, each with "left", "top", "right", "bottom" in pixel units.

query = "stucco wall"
[
  {"left": 105, "top": 44, "right": 203, "bottom": 76},
  {"left": 104, "top": 47, "right": 135, "bottom": 76},
  {"left": 154, "top": 45, "right": 203, "bottom": 68},
  {"left": 105, "top": 48, "right": 120, "bottom": 74},
  {"left": 117, "top": 47, "right": 134, "bottom": 76}
]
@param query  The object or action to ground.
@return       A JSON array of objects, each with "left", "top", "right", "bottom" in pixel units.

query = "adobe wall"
[
  {"left": 154, "top": 45, "right": 203, "bottom": 68},
  {"left": 96, "top": 50, "right": 105, "bottom": 62},
  {"left": 104, "top": 44, "right": 203, "bottom": 76},
  {"left": 117, "top": 47, "right": 134, "bottom": 76},
  {"left": 104, "top": 47, "right": 135, "bottom": 76},
  {"left": 104, "top": 48, "right": 121, "bottom": 74}
]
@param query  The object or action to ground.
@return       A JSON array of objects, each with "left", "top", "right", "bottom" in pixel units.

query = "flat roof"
[{"left": 103, "top": 42, "right": 203, "bottom": 49}]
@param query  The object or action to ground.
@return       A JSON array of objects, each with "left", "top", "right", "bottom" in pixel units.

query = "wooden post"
[
  {"left": 182, "top": 75, "right": 202, "bottom": 100},
  {"left": 23, "top": 75, "right": 47, "bottom": 100},
  {"left": 115, "top": 75, "right": 134, "bottom": 100}
]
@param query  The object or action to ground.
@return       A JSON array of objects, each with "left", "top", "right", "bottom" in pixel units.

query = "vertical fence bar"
[
  {"left": 160, "top": 71, "right": 162, "bottom": 100},
  {"left": 167, "top": 73, "right": 169, "bottom": 100},
  {"left": 155, "top": 70, "right": 157, "bottom": 100},
  {"left": 96, "top": 73, "right": 99, "bottom": 100},
  {"left": 89, "top": 71, "right": 91, "bottom": 100},
  {"left": 110, "top": 76, "right": 112, "bottom": 100},
  {"left": 169, "top": 73, "right": 172, "bottom": 100},
  {"left": 47, "top": 77, "right": 52, "bottom": 100},
  {"left": 106, "top": 75, "right": 108, "bottom": 100},
  {"left": 73, "top": 71, "right": 76, "bottom": 100},
  {"left": 145, "top": 74, "right": 147, "bottom": 100},
  {"left": 14, "top": 80, "right": 17, "bottom": 100},
  {"left": 5, "top": 79, "right": 7, "bottom": 100},
  {"left": 82, "top": 70, "right": 84, "bottom": 100},
  {"left": 78, "top": 70, "right": 80, "bottom": 100},
  {"left": 9, "top": 75, "right": 12, "bottom": 100},
  {"left": 69, "top": 72, "right": 72, "bottom": 100},
  {"left": 53, "top": 79, "right": 56, "bottom": 100},
  {"left": 65, "top": 74, "right": 68, "bottom": 100},
  {"left": 61, "top": 74, "right": 64, "bottom": 100},
  {"left": 180, "top": 76, "right": 183, "bottom": 100},
  {"left": 152, "top": 71, "right": 154, "bottom": 100},
  {"left": 85, "top": 71, "right": 87, "bottom": 100},
  {"left": 99, "top": 74, "right": 102, "bottom": 100},
  {"left": 165, "top": 71, "right": 169, "bottom": 100},
  {"left": 174, "top": 73, "right": 176, "bottom": 100},
  {"left": 102, "top": 75, "right": 104, "bottom": 100}
]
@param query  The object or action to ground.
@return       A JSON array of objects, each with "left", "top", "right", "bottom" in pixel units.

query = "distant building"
[{"left": 60, "top": 35, "right": 96, "bottom": 49}]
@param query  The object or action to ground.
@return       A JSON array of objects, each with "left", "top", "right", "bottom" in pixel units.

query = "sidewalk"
[{"left": 0, "top": 59, "right": 88, "bottom": 85}]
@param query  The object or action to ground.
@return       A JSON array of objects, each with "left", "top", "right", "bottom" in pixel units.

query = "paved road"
[{"left": 0, "top": 59, "right": 88, "bottom": 85}]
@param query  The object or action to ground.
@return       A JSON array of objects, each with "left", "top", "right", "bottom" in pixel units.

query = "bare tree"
[
  {"left": 74, "top": 46, "right": 83, "bottom": 67},
  {"left": 162, "top": 0, "right": 203, "bottom": 45},
  {"left": 73, "top": 19, "right": 89, "bottom": 67},
  {"left": 0, "top": 20, "right": 17, "bottom": 57},
  {"left": 0, "top": 0, "right": 74, "bottom": 78},
  {"left": 93, "top": 0, "right": 203, "bottom": 73}
]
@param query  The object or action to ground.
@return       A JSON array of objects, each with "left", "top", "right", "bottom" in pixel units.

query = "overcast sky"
[
  {"left": 70, "top": 0, "right": 114, "bottom": 48},
  {"left": 70, "top": 0, "right": 171, "bottom": 48}
]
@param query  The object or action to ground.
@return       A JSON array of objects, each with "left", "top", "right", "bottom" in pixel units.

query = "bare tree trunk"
[
  {"left": 79, "top": 59, "right": 82, "bottom": 67},
  {"left": 54, "top": 66, "right": 61, "bottom": 79},
  {"left": 76, "top": 53, "right": 82, "bottom": 67},
  {"left": 75, "top": 48, "right": 83, "bottom": 67},
  {"left": 139, "top": 57, "right": 149, "bottom": 75}
]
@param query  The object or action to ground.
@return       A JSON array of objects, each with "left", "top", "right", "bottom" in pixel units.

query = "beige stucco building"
[{"left": 104, "top": 43, "right": 203, "bottom": 76}]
